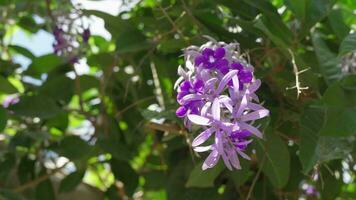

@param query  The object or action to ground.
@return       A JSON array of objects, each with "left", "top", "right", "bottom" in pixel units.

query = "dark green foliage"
[{"left": 0, "top": 0, "right": 355, "bottom": 199}]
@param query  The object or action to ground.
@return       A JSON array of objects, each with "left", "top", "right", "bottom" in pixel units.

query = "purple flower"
[
  {"left": 175, "top": 40, "right": 269, "bottom": 170},
  {"left": 82, "top": 28, "right": 91, "bottom": 43},
  {"left": 303, "top": 184, "right": 320, "bottom": 197}
]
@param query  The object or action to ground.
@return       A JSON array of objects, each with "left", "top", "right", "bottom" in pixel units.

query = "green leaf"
[
  {"left": 320, "top": 108, "right": 356, "bottom": 136},
  {"left": 27, "top": 54, "right": 63, "bottom": 74},
  {"left": 9, "top": 95, "right": 61, "bottom": 119},
  {"left": 35, "top": 179, "right": 55, "bottom": 200},
  {"left": 39, "top": 75, "right": 74, "bottom": 104},
  {"left": 254, "top": 15, "right": 293, "bottom": 50},
  {"left": 186, "top": 161, "right": 224, "bottom": 188},
  {"left": 87, "top": 52, "right": 115, "bottom": 70},
  {"left": 327, "top": 9, "right": 350, "bottom": 41},
  {"left": 311, "top": 32, "right": 342, "bottom": 84},
  {"left": 0, "top": 107, "right": 7, "bottom": 132},
  {"left": 143, "top": 170, "right": 167, "bottom": 190},
  {"left": 284, "top": 0, "right": 307, "bottom": 20},
  {"left": 83, "top": 10, "right": 152, "bottom": 53},
  {"left": 228, "top": 160, "right": 253, "bottom": 188},
  {"left": 8, "top": 45, "right": 35, "bottom": 59},
  {"left": 339, "top": 32, "right": 356, "bottom": 56},
  {"left": 0, "top": 189, "right": 26, "bottom": 200},
  {"left": 254, "top": 131, "right": 290, "bottom": 188},
  {"left": 299, "top": 107, "right": 325, "bottom": 173},
  {"left": 59, "top": 170, "right": 85, "bottom": 192},
  {"left": 79, "top": 75, "right": 100, "bottom": 92},
  {"left": 0, "top": 76, "right": 18, "bottom": 94},
  {"left": 52, "top": 135, "right": 94, "bottom": 160},
  {"left": 0, "top": 153, "right": 16, "bottom": 180},
  {"left": 299, "top": 106, "right": 354, "bottom": 173},
  {"left": 110, "top": 159, "right": 139, "bottom": 196},
  {"left": 301, "top": 0, "right": 336, "bottom": 36}
]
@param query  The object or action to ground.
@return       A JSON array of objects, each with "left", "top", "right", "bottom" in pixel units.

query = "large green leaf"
[
  {"left": 0, "top": 107, "right": 7, "bottom": 132},
  {"left": 0, "top": 76, "right": 18, "bottom": 94},
  {"left": 27, "top": 54, "right": 63, "bottom": 74},
  {"left": 311, "top": 32, "right": 342, "bottom": 84},
  {"left": 9, "top": 95, "right": 62, "bottom": 119},
  {"left": 59, "top": 170, "right": 85, "bottom": 192},
  {"left": 39, "top": 75, "right": 74, "bottom": 104},
  {"left": 185, "top": 161, "right": 224, "bottom": 188},
  {"left": 83, "top": 10, "right": 153, "bottom": 53},
  {"left": 254, "top": 131, "right": 290, "bottom": 188},
  {"left": 110, "top": 159, "right": 139, "bottom": 196},
  {"left": 284, "top": 0, "right": 307, "bottom": 21},
  {"left": 339, "top": 32, "right": 356, "bottom": 56},
  {"left": 301, "top": 0, "right": 336, "bottom": 36},
  {"left": 327, "top": 9, "right": 350, "bottom": 41},
  {"left": 299, "top": 106, "right": 354, "bottom": 173},
  {"left": 0, "top": 189, "right": 26, "bottom": 200},
  {"left": 35, "top": 179, "right": 55, "bottom": 200},
  {"left": 52, "top": 135, "right": 94, "bottom": 161}
]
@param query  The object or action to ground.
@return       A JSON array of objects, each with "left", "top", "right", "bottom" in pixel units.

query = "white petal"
[{"left": 194, "top": 145, "right": 212, "bottom": 152}]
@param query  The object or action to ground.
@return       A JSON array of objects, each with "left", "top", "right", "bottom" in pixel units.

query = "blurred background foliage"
[{"left": 0, "top": 0, "right": 356, "bottom": 199}]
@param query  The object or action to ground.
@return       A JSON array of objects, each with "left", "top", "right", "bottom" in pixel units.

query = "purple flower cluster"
[
  {"left": 174, "top": 40, "right": 269, "bottom": 170},
  {"left": 52, "top": 25, "right": 90, "bottom": 64}
]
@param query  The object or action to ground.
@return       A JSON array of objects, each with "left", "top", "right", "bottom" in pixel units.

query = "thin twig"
[
  {"left": 14, "top": 161, "right": 70, "bottom": 193},
  {"left": 150, "top": 61, "right": 165, "bottom": 110},
  {"left": 45, "top": 0, "right": 56, "bottom": 22},
  {"left": 246, "top": 154, "right": 266, "bottom": 200},
  {"left": 145, "top": 122, "right": 185, "bottom": 134},
  {"left": 158, "top": 5, "right": 185, "bottom": 40},
  {"left": 115, "top": 96, "right": 156, "bottom": 118}
]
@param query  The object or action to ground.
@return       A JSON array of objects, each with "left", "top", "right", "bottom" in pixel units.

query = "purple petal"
[
  {"left": 248, "top": 79, "right": 261, "bottom": 93},
  {"left": 238, "top": 69, "right": 253, "bottom": 83},
  {"left": 205, "top": 78, "right": 218, "bottom": 90},
  {"left": 180, "top": 94, "right": 204, "bottom": 104},
  {"left": 215, "top": 59, "right": 229, "bottom": 69},
  {"left": 180, "top": 80, "right": 191, "bottom": 91},
  {"left": 219, "top": 96, "right": 233, "bottom": 113},
  {"left": 214, "top": 47, "right": 225, "bottom": 59},
  {"left": 176, "top": 106, "right": 188, "bottom": 117},
  {"left": 212, "top": 98, "right": 220, "bottom": 121},
  {"left": 231, "top": 75, "right": 240, "bottom": 95},
  {"left": 195, "top": 55, "right": 206, "bottom": 67},
  {"left": 216, "top": 70, "right": 238, "bottom": 94},
  {"left": 201, "top": 102, "right": 211, "bottom": 117},
  {"left": 241, "top": 109, "right": 269, "bottom": 122},
  {"left": 202, "top": 148, "right": 220, "bottom": 170},
  {"left": 239, "top": 122, "right": 263, "bottom": 138},
  {"left": 187, "top": 114, "right": 211, "bottom": 126},
  {"left": 235, "top": 94, "right": 248, "bottom": 118},
  {"left": 237, "top": 150, "right": 251, "bottom": 160},
  {"left": 216, "top": 131, "right": 232, "bottom": 170},
  {"left": 231, "top": 62, "right": 244, "bottom": 70},
  {"left": 229, "top": 150, "right": 241, "bottom": 169},
  {"left": 248, "top": 102, "right": 265, "bottom": 111},
  {"left": 202, "top": 48, "right": 214, "bottom": 57},
  {"left": 192, "top": 128, "right": 214, "bottom": 147},
  {"left": 193, "top": 79, "right": 204, "bottom": 91}
]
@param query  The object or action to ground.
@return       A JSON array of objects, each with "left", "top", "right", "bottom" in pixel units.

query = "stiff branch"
[
  {"left": 286, "top": 49, "right": 310, "bottom": 99},
  {"left": 246, "top": 153, "right": 266, "bottom": 200},
  {"left": 13, "top": 161, "right": 70, "bottom": 193}
]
